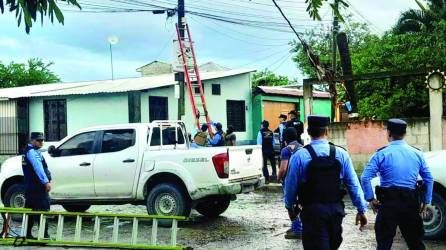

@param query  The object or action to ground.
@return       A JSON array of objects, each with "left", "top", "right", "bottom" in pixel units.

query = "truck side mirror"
[{"left": 48, "top": 145, "right": 57, "bottom": 156}]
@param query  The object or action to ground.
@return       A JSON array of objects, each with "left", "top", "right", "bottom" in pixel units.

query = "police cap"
[
  {"left": 30, "top": 132, "right": 45, "bottom": 141},
  {"left": 387, "top": 118, "right": 407, "bottom": 135},
  {"left": 278, "top": 114, "right": 287, "bottom": 119},
  {"left": 307, "top": 115, "right": 330, "bottom": 128},
  {"left": 288, "top": 110, "right": 298, "bottom": 116},
  {"left": 214, "top": 122, "right": 222, "bottom": 131}
]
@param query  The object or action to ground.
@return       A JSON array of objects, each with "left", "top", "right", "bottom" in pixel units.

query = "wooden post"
[{"left": 303, "top": 81, "right": 314, "bottom": 145}]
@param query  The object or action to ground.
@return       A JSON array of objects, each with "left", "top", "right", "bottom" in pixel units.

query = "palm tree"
[{"left": 393, "top": 0, "right": 446, "bottom": 34}]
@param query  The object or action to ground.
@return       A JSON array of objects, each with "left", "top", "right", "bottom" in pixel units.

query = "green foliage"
[
  {"left": 0, "top": 0, "right": 81, "bottom": 33},
  {"left": 252, "top": 69, "right": 289, "bottom": 89},
  {"left": 0, "top": 58, "right": 60, "bottom": 88},
  {"left": 305, "top": 0, "right": 348, "bottom": 22},
  {"left": 393, "top": 0, "right": 446, "bottom": 34},
  {"left": 293, "top": 19, "right": 446, "bottom": 119}
]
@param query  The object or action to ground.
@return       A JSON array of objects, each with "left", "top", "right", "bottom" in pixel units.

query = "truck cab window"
[
  {"left": 101, "top": 129, "right": 135, "bottom": 153},
  {"left": 58, "top": 132, "right": 96, "bottom": 157},
  {"left": 150, "top": 126, "right": 185, "bottom": 146}
]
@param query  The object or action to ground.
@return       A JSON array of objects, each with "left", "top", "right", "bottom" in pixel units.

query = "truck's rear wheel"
[
  {"left": 146, "top": 183, "right": 190, "bottom": 227},
  {"left": 196, "top": 196, "right": 231, "bottom": 217},
  {"left": 62, "top": 205, "right": 91, "bottom": 213},
  {"left": 424, "top": 192, "right": 446, "bottom": 239}
]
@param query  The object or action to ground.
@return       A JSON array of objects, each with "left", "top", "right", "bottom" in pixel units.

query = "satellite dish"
[{"left": 108, "top": 35, "right": 119, "bottom": 45}]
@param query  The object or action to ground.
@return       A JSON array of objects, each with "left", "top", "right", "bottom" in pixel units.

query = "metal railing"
[{"left": 0, "top": 207, "right": 187, "bottom": 249}]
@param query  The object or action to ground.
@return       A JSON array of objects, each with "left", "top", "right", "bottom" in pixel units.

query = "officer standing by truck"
[
  {"left": 361, "top": 119, "right": 433, "bottom": 250},
  {"left": 284, "top": 115, "right": 368, "bottom": 249},
  {"left": 22, "top": 132, "right": 52, "bottom": 239},
  {"left": 257, "top": 120, "right": 276, "bottom": 183}
]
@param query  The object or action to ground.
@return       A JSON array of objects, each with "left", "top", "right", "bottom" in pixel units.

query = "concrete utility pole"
[
  {"left": 177, "top": 0, "right": 186, "bottom": 120},
  {"left": 427, "top": 70, "right": 446, "bottom": 151}
]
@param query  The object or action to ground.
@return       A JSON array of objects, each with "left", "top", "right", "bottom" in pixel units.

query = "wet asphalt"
[{"left": 1, "top": 190, "right": 446, "bottom": 250}]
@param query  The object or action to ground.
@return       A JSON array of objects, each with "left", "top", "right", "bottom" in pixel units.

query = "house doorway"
[{"left": 262, "top": 101, "right": 297, "bottom": 130}]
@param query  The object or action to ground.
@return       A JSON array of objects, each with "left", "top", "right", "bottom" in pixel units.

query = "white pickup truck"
[{"left": 0, "top": 121, "right": 264, "bottom": 224}]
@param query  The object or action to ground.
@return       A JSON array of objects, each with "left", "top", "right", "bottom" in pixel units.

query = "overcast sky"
[{"left": 0, "top": 0, "right": 419, "bottom": 83}]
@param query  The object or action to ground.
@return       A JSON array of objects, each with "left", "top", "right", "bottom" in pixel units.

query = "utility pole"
[
  {"left": 332, "top": 0, "right": 339, "bottom": 72},
  {"left": 331, "top": 0, "right": 339, "bottom": 121},
  {"left": 177, "top": 0, "right": 185, "bottom": 120}
]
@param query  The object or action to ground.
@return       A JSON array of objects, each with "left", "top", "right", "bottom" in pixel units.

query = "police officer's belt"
[{"left": 375, "top": 186, "right": 417, "bottom": 203}]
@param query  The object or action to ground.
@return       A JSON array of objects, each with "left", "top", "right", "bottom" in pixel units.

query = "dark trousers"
[
  {"left": 25, "top": 192, "right": 50, "bottom": 238},
  {"left": 262, "top": 153, "right": 276, "bottom": 180},
  {"left": 301, "top": 203, "right": 345, "bottom": 250},
  {"left": 375, "top": 199, "right": 425, "bottom": 250}
]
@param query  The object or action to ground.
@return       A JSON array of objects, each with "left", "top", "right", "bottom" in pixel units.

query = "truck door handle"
[
  {"left": 79, "top": 162, "right": 91, "bottom": 166},
  {"left": 123, "top": 159, "right": 135, "bottom": 163}
]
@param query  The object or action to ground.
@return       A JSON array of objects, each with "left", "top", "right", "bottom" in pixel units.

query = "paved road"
[{"left": 1, "top": 191, "right": 445, "bottom": 249}]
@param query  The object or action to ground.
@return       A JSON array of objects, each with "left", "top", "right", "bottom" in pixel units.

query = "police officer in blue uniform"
[
  {"left": 22, "top": 132, "right": 52, "bottom": 239},
  {"left": 286, "top": 110, "right": 304, "bottom": 145},
  {"left": 275, "top": 114, "right": 288, "bottom": 149},
  {"left": 257, "top": 120, "right": 276, "bottom": 183},
  {"left": 209, "top": 122, "right": 225, "bottom": 147},
  {"left": 361, "top": 119, "right": 433, "bottom": 250},
  {"left": 285, "top": 115, "right": 368, "bottom": 249}
]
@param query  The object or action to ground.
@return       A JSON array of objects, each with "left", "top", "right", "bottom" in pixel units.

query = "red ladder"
[{"left": 176, "top": 22, "right": 214, "bottom": 136}]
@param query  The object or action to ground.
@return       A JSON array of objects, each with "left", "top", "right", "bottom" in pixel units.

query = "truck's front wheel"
[
  {"left": 424, "top": 192, "right": 446, "bottom": 239},
  {"left": 196, "top": 196, "right": 231, "bottom": 217},
  {"left": 4, "top": 183, "right": 26, "bottom": 209},
  {"left": 146, "top": 183, "right": 190, "bottom": 227}
]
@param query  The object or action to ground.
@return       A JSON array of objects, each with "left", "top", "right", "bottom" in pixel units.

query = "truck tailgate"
[{"left": 228, "top": 146, "right": 263, "bottom": 181}]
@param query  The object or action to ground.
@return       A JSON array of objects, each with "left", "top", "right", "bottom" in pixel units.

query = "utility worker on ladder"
[
  {"left": 361, "top": 119, "right": 433, "bottom": 250},
  {"left": 285, "top": 115, "right": 368, "bottom": 249},
  {"left": 209, "top": 122, "right": 225, "bottom": 147},
  {"left": 22, "top": 132, "right": 52, "bottom": 239},
  {"left": 193, "top": 123, "right": 209, "bottom": 147}
]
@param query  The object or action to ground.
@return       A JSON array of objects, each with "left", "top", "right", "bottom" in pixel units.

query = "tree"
[
  {"left": 0, "top": 59, "right": 60, "bottom": 89},
  {"left": 252, "top": 69, "right": 289, "bottom": 89},
  {"left": 0, "top": 0, "right": 81, "bottom": 33},
  {"left": 293, "top": 19, "right": 446, "bottom": 119},
  {"left": 393, "top": 0, "right": 446, "bottom": 34},
  {"left": 304, "top": 0, "right": 348, "bottom": 21}
]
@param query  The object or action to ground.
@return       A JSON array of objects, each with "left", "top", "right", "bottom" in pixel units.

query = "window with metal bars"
[
  {"left": 44, "top": 99, "right": 67, "bottom": 142},
  {"left": 226, "top": 100, "right": 246, "bottom": 132}
]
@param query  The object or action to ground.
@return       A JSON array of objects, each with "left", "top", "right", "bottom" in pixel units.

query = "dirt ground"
[{"left": 1, "top": 191, "right": 445, "bottom": 250}]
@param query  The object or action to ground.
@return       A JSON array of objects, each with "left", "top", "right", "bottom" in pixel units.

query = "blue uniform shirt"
[
  {"left": 209, "top": 133, "right": 222, "bottom": 146},
  {"left": 278, "top": 122, "right": 286, "bottom": 142},
  {"left": 25, "top": 144, "right": 49, "bottom": 185},
  {"left": 285, "top": 139, "right": 368, "bottom": 214},
  {"left": 361, "top": 140, "right": 433, "bottom": 204}
]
